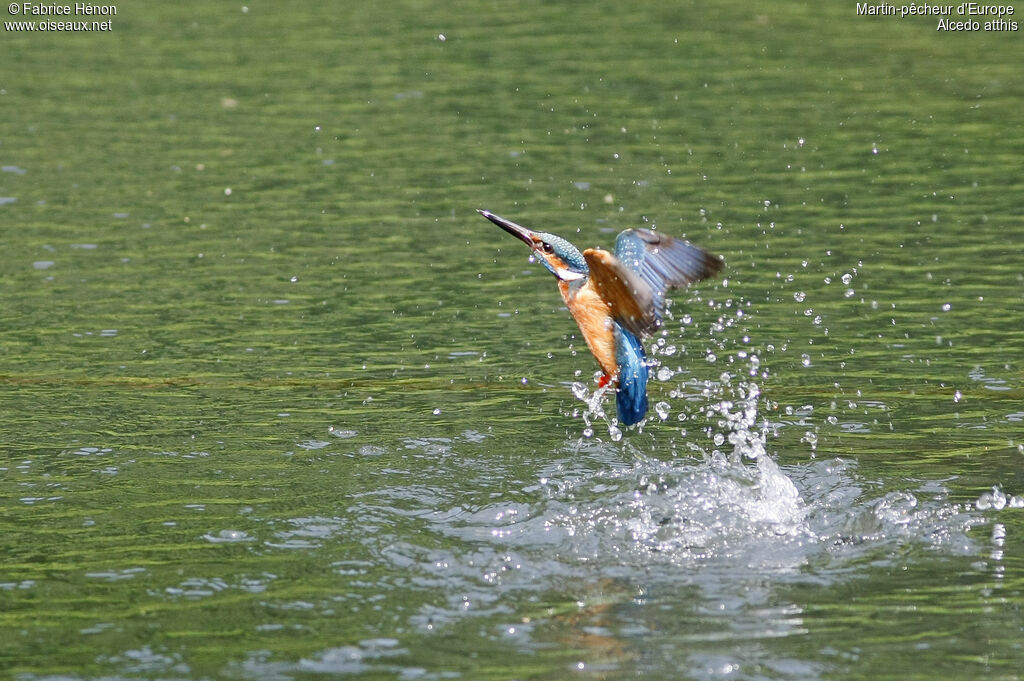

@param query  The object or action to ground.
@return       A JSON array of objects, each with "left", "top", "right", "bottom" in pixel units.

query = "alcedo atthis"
[{"left": 480, "top": 209, "right": 723, "bottom": 426}]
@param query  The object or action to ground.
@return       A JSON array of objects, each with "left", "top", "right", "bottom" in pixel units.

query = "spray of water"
[{"left": 555, "top": 291, "right": 812, "bottom": 562}]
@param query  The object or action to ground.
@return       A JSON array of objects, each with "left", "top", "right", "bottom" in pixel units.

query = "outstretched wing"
[
  {"left": 613, "top": 228, "right": 723, "bottom": 330},
  {"left": 582, "top": 247, "right": 657, "bottom": 340}
]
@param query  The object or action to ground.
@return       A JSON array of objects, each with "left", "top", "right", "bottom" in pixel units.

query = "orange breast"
[{"left": 558, "top": 279, "right": 618, "bottom": 379}]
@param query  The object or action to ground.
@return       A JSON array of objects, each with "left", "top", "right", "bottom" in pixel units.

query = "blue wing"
[
  {"left": 614, "top": 229, "right": 723, "bottom": 331},
  {"left": 613, "top": 322, "right": 648, "bottom": 425}
]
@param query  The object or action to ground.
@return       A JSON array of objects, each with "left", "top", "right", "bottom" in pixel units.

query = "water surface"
[{"left": 2, "top": 2, "right": 1023, "bottom": 680}]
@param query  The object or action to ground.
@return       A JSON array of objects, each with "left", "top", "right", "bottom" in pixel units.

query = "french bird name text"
[
  {"left": 855, "top": 2, "right": 1017, "bottom": 29},
  {"left": 855, "top": 2, "right": 1014, "bottom": 17}
]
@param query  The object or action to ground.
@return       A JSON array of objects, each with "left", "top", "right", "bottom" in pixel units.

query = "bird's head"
[{"left": 478, "top": 209, "right": 588, "bottom": 282}]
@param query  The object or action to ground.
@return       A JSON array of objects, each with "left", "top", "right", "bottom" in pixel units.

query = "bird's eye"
[{"left": 541, "top": 242, "right": 554, "bottom": 253}]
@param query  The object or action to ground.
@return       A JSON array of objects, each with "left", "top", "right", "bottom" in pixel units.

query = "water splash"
[
  {"left": 530, "top": 453, "right": 807, "bottom": 570},
  {"left": 533, "top": 295, "right": 816, "bottom": 570},
  {"left": 571, "top": 380, "right": 617, "bottom": 440}
]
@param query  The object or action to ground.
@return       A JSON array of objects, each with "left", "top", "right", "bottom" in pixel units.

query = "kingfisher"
[{"left": 480, "top": 209, "right": 723, "bottom": 426}]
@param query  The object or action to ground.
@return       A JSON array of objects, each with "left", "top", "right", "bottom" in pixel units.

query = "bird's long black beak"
[{"left": 477, "top": 209, "right": 536, "bottom": 248}]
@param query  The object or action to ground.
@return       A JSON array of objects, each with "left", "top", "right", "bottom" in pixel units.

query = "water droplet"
[
  {"left": 655, "top": 401, "right": 670, "bottom": 420},
  {"left": 432, "top": 408, "right": 442, "bottom": 415},
  {"left": 977, "top": 486, "right": 1007, "bottom": 511},
  {"left": 801, "top": 354, "right": 812, "bottom": 367},
  {"left": 290, "top": 275, "right": 299, "bottom": 283},
  {"left": 793, "top": 291, "right": 805, "bottom": 302},
  {"left": 953, "top": 390, "right": 962, "bottom": 403},
  {"left": 941, "top": 303, "right": 951, "bottom": 311},
  {"left": 571, "top": 382, "right": 588, "bottom": 399}
]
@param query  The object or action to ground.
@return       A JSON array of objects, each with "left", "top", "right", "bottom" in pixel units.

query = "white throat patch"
[{"left": 556, "top": 267, "right": 585, "bottom": 281}]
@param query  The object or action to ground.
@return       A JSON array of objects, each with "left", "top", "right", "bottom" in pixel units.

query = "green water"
[{"left": 2, "top": 2, "right": 1023, "bottom": 679}]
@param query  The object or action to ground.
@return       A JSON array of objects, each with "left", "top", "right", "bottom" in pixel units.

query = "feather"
[
  {"left": 614, "top": 229, "right": 723, "bottom": 330},
  {"left": 582, "top": 247, "right": 658, "bottom": 339},
  {"left": 613, "top": 322, "right": 648, "bottom": 425}
]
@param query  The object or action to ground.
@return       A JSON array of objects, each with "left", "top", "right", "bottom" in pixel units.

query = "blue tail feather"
[{"left": 613, "top": 323, "right": 648, "bottom": 425}]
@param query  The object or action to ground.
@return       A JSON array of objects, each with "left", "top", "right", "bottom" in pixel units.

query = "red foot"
[{"left": 598, "top": 373, "right": 612, "bottom": 388}]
